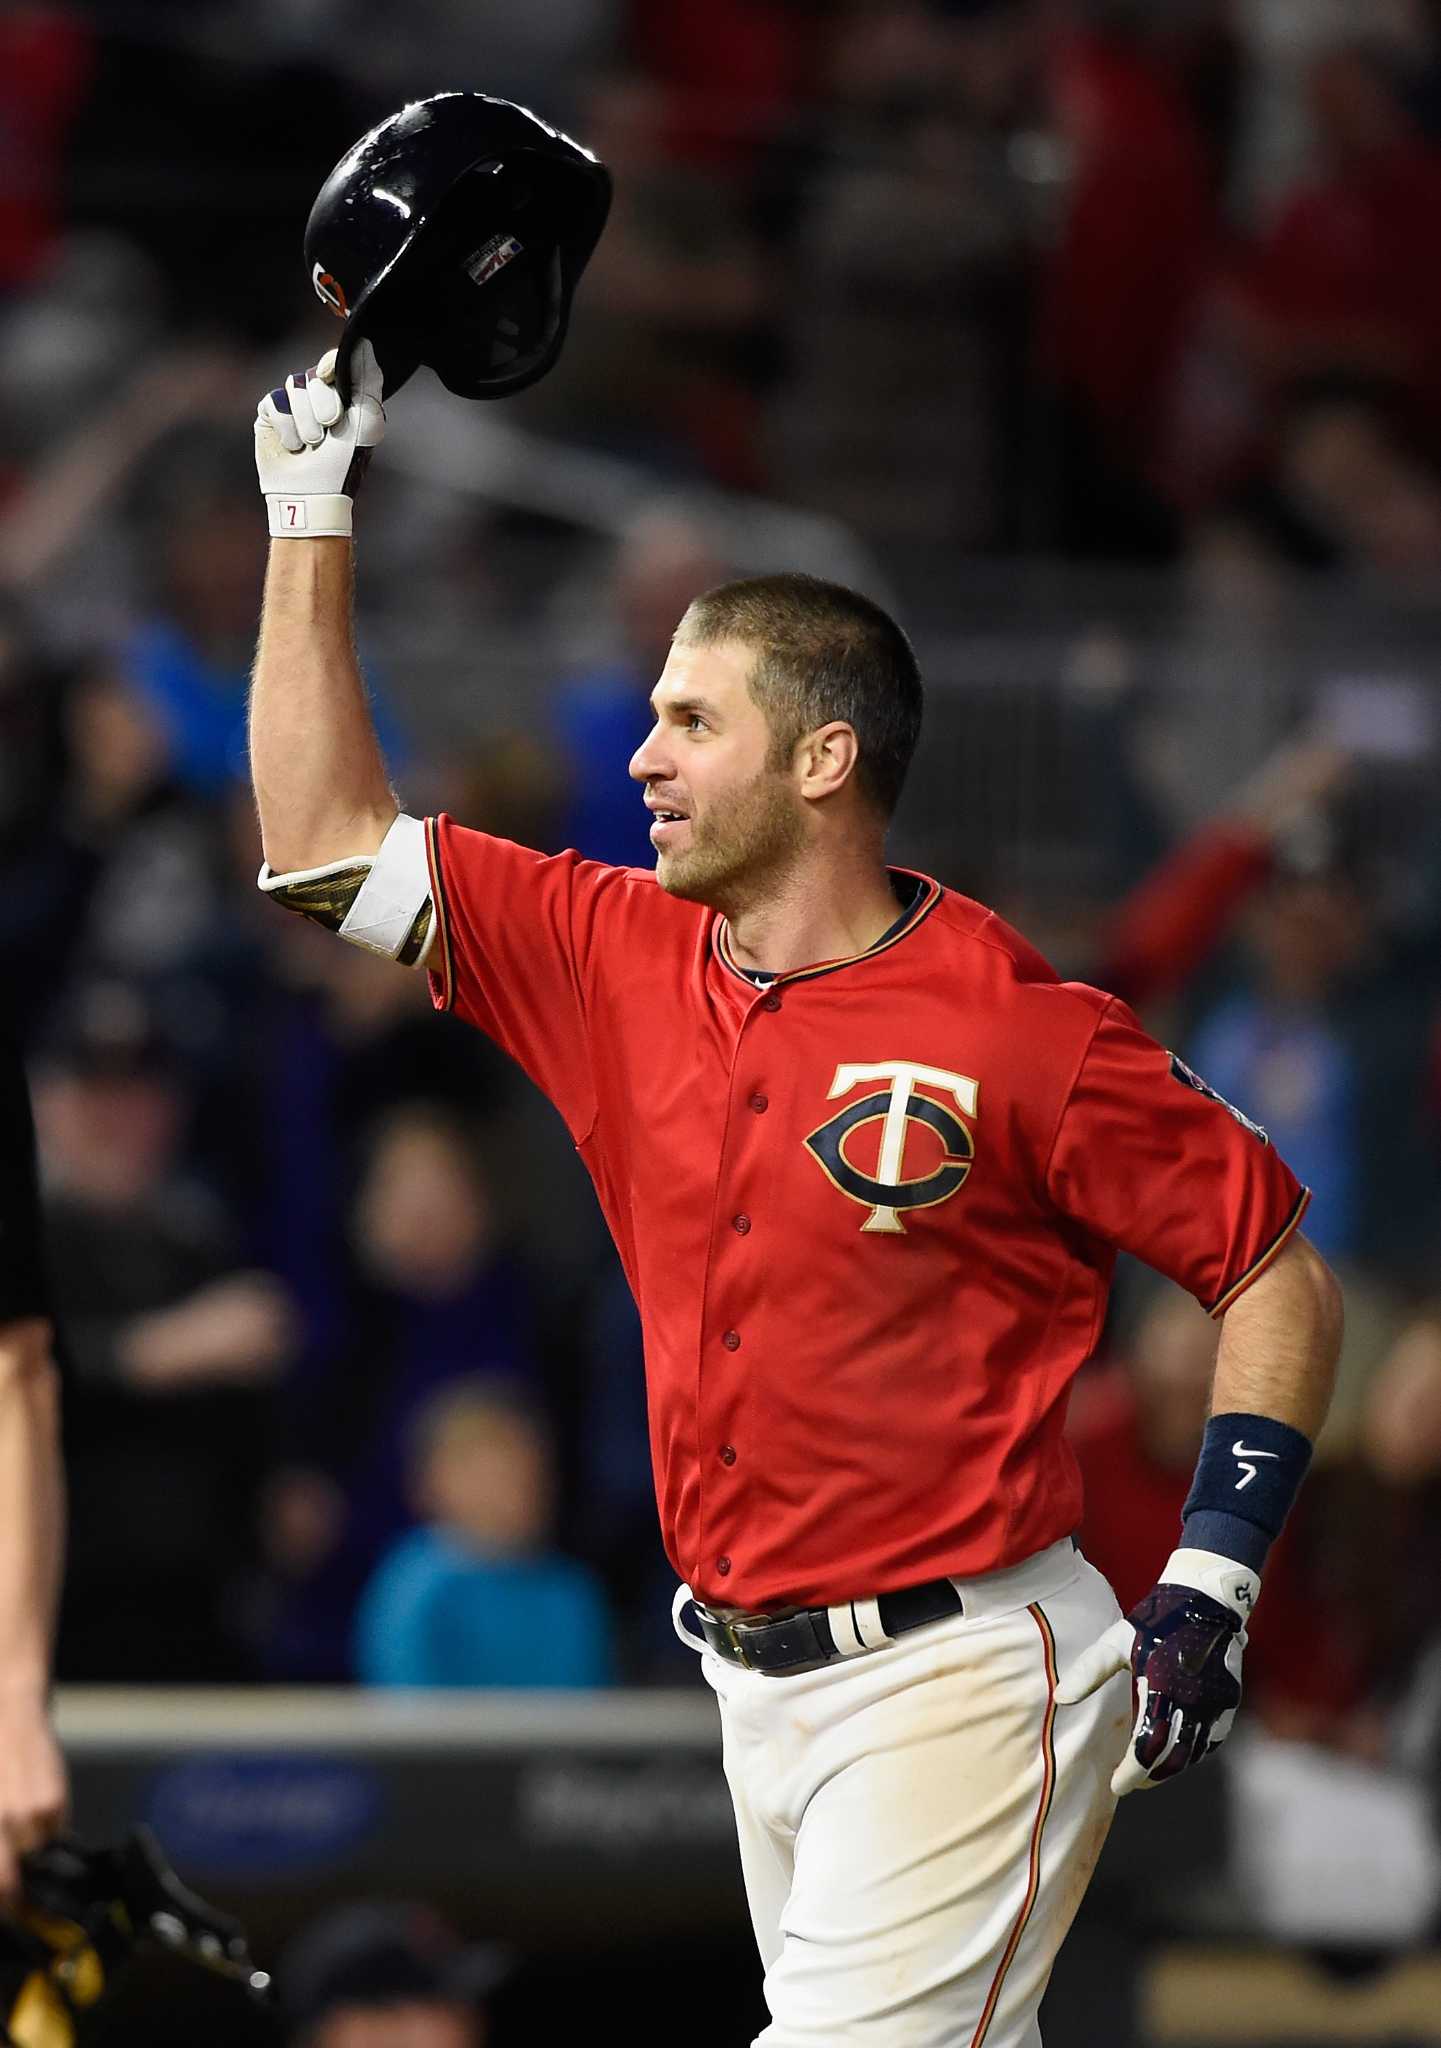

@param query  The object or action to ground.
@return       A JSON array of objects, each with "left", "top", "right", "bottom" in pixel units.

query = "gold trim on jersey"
[
  {"left": 1206, "top": 1187, "right": 1312, "bottom": 1319},
  {"left": 424, "top": 815, "right": 456, "bottom": 1013},
  {"left": 713, "top": 870, "right": 942, "bottom": 990}
]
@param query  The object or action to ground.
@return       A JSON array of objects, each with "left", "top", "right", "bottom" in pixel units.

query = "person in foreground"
[
  {"left": 249, "top": 344, "right": 1342, "bottom": 2047},
  {"left": 0, "top": 1019, "right": 68, "bottom": 1903}
]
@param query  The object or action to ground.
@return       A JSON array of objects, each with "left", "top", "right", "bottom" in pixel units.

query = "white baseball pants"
[{"left": 681, "top": 1541, "right": 1132, "bottom": 2047}]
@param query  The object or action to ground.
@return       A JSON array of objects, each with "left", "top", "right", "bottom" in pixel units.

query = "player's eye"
[{"left": 685, "top": 715, "right": 708, "bottom": 733}]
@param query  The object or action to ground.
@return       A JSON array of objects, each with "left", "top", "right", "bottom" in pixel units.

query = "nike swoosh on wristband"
[{"left": 1232, "top": 1440, "right": 1281, "bottom": 1491}]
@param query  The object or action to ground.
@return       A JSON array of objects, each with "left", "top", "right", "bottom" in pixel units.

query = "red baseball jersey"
[{"left": 425, "top": 818, "right": 1309, "bottom": 1612}]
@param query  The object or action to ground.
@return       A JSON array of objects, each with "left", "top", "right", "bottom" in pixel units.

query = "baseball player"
[
  {"left": 0, "top": 1017, "right": 68, "bottom": 1906},
  {"left": 249, "top": 347, "right": 1342, "bottom": 2046}
]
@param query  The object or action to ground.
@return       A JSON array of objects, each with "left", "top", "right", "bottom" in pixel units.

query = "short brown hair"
[{"left": 677, "top": 573, "right": 924, "bottom": 818}]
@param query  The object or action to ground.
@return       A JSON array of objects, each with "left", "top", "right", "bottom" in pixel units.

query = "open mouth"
[{"left": 649, "top": 810, "right": 690, "bottom": 847}]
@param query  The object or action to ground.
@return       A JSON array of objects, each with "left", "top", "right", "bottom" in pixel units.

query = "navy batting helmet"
[{"left": 303, "top": 92, "right": 611, "bottom": 404}]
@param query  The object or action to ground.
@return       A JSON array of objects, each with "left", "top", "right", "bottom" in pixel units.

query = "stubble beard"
[{"left": 655, "top": 764, "right": 808, "bottom": 915}]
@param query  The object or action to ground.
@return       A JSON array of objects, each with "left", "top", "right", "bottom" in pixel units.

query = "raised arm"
[
  {"left": 250, "top": 538, "right": 395, "bottom": 874},
  {"left": 249, "top": 344, "right": 432, "bottom": 966}
]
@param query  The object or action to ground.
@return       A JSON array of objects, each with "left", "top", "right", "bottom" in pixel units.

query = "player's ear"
[{"left": 797, "top": 721, "right": 860, "bottom": 803}]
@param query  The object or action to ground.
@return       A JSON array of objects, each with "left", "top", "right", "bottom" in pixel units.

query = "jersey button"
[
  {"left": 720, "top": 1444, "right": 737, "bottom": 1465},
  {"left": 722, "top": 1329, "right": 741, "bottom": 1351},
  {"left": 716, "top": 1556, "right": 732, "bottom": 1576},
  {"left": 732, "top": 1213, "right": 751, "bottom": 1234},
  {"left": 748, "top": 1093, "right": 768, "bottom": 1114},
  {"left": 761, "top": 992, "right": 782, "bottom": 1012}
]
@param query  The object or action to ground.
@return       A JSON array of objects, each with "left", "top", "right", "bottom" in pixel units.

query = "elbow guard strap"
[{"left": 257, "top": 811, "right": 434, "bottom": 965}]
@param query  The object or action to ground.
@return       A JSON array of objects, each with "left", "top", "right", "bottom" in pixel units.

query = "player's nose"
[{"left": 629, "top": 720, "right": 671, "bottom": 785}]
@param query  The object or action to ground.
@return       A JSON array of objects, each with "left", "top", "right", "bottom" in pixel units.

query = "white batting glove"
[
  {"left": 253, "top": 339, "right": 384, "bottom": 539},
  {"left": 1055, "top": 1548, "right": 1258, "bottom": 1797}
]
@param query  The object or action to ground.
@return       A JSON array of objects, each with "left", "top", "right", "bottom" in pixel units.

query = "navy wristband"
[{"left": 1180, "top": 1411, "right": 1312, "bottom": 1574}]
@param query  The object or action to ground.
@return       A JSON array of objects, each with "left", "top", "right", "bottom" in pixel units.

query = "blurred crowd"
[{"left": 3, "top": 0, "right": 1441, "bottom": 1951}]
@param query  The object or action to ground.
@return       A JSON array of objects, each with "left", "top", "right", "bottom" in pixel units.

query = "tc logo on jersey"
[{"left": 805, "top": 1062, "right": 978, "bottom": 1235}]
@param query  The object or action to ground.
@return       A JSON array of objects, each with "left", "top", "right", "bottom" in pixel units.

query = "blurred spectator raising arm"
[
  {"left": 1098, "top": 737, "right": 1353, "bottom": 1012},
  {"left": 0, "top": 348, "right": 243, "bottom": 593}
]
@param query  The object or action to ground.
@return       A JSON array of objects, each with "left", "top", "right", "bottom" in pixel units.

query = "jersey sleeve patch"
[
  {"left": 1046, "top": 997, "right": 1305, "bottom": 1311},
  {"left": 1169, "top": 1054, "right": 1269, "bottom": 1146}
]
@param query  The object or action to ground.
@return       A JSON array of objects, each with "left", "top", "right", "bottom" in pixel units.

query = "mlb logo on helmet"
[
  {"left": 466, "top": 233, "right": 524, "bottom": 289},
  {"left": 311, "top": 263, "right": 349, "bottom": 316}
]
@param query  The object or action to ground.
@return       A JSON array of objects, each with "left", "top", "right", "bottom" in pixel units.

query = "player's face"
[{"left": 629, "top": 637, "right": 806, "bottom": 906}]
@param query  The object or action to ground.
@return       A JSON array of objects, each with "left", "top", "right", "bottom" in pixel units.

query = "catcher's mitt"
[{"left": 0, "top": 1828, "right": 270, "bottom": 2047}]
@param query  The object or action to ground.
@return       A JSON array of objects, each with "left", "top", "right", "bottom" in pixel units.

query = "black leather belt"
[{"left": 692, "top": 1576, "right": 964, "bottom": 1676}]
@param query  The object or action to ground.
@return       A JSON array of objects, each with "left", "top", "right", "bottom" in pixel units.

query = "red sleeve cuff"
[
  {"left": 1206, "top": 1186, "right": 1312, "bottom": 1318},
  {"left": 424, "top": 815, "right": 456, "bottom": 1014}
]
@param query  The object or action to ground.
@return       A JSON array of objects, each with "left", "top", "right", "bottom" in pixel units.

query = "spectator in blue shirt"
[
  {"left": 122, "top": 438, "right": 406, "bottom": 798},
  {"left": 356, "top": 1379, "right": 613, "bottom": 1689},
  {"left": 1186, "top": 800, "right": 1441, "bottom": 1276}
]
